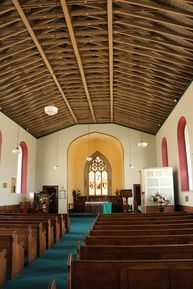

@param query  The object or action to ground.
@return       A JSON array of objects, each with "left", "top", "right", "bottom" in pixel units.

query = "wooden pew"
[
  {"left": 0, "top": 221, "right": 46, "bottom": 256},
  {"left": 78, "top": 243, "right": 193, "bottom": 260},
  {"left": 69, "top": 257, "right": 193, "bottom": 289},
  {"left": 98, "top": 212, "right": 193, "bottom": 219},
  {"left": 92, "top": 222, "right": 193, "bottom": 231},
  {"left": 96, "top": 218, "right": 193, "bottom": 225},
  {"left": 0, "top": 249, "right": 7, "bottom": 288},
  {"left": 0, "top": 216, "right": 54, "bottom": 249},
  {"left": 89, "top": 227, "right": 193, "bottom": 236},
  {"left": 0, "top": 232, "right": 24, "bottom": 279},
  {"left": 0, "top": 212, "right": 67, "bottom": 237},
  {"left": 85, "top": 234, "right": 193, "bottom": 245},
  {"left": 0, "top": 225, "right": 37, "bottom": 265},
  {"left": 64, "top": 213, "right": 70, "bottom": 233}
]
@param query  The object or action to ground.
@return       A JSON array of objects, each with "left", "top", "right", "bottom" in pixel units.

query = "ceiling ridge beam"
[
  {"left": 11, "top": 0, "right": 78, "bottom": 124},
  {"left": 60, "top": 0, "right": 96, "bottom": 123},
  {"left": 108, "top": 0, "right": 113, "bottom": 122}
]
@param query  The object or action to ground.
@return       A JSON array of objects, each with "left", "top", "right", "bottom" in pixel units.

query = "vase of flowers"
[
  {"left": 34, "top": 191, "right": 54, "bottom": 213},
  {"left": 150, "top": 192, "right": 170, "bottom": 212}
]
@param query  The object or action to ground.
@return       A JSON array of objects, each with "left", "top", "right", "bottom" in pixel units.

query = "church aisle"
[{"left": 4, "top": 216, "right": 96, "bottom": 289}]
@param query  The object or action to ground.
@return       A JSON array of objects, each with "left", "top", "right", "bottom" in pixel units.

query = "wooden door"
[{"left": 133, "top": 184, "right": 141, "bottom": 212}]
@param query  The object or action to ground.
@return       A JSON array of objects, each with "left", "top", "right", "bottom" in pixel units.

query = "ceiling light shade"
[
  {"left": 53, "top": 165, "right": 59, "bottom": 170},
  {"left": 12, "top": 126, "right": 21, "bottom": 154},
  {"left": 44, "top": 105, "right": 58, "bottom": 116},
  {"left": 138, "top": 140, "right": 148, "bottom": 148},
  {"left": 12, "top": 146, "right": 21, "bottom": 154},
  {"left": 86, "top": 156, "right": 92, "bottom": 162},
  {"left": 129, "top": 163, "right": 134, "bottom": 169}
]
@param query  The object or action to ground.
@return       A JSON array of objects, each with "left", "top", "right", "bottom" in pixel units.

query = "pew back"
[
  {"left": 0, "top": 249, "right": 7, "bottom": 288},
  {"left": 70, "top": 259, "right": 193, "bottom": 289}
]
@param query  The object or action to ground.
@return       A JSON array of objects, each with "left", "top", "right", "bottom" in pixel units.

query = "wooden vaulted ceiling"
[{"left": 1, "top": 0, "right": 193, "bottom": 138}]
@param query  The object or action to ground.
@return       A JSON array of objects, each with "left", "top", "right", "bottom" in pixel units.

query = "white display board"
[{"left": 141, "top": 167, "right": 174, "bottom": 213}]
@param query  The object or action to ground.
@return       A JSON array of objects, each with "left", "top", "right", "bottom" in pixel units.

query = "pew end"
[
  {"left": 48, "top": 280, "right": 56, "bottom": 289},
  {"left": 0, "top": 249, "right": 7, "bottom": 289},
  {"left": 67, "top": 253, "right": 72, "bottom": 289}
]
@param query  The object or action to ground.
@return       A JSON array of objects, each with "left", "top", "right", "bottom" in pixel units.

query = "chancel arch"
[{"left": 67, "top": 132, "right": 124, "bottom": 205}]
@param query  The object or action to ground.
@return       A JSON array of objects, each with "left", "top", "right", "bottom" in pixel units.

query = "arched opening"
[
  {"left": 177, "top": 116, "right": 190, "bottom": 191},
  {"left": 0, "top": 130, "right": 2, "bottom": 161},
  {"left": 16, "top": 141, "right": 28, "bottom": 194},
  {"left": 67, "top": 132, "right": 124, "bottom": 204}
]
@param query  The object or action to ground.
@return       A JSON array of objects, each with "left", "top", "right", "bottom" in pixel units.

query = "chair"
[{"left": 48, "top": 280, "right": 56, "bottom": 289}]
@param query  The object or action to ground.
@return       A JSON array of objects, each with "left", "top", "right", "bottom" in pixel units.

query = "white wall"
[
  {"left": 36, "top": 124, "right": 156, "bottom": 213},
  {"left": 0, "top": 112, "right": 37, "bottom": 205},
  {"left": 156, "top": 81, "right": 193, "bottom": 206}
]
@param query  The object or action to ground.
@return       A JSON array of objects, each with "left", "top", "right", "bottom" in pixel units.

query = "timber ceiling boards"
[{"left": 1, "top": 0, "right": 193, "bottom": 138}]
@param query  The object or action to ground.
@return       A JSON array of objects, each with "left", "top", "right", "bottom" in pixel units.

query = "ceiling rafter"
[
  {"left": 115, "top": 19, "right": 193, "bottom": 42},
  {"left": 115, "top": 9, "right": 193, "bottom": 31},
  {"left": 107, "top": 0, "right": 113, "bottom": 122},
  {"left": 60, "top": 0, "right": 96, "bottom": 122},
  {"left": 115, "top": 0, "right": 193, "bottom": 19},
  {"left": 11, "top": 0, "right": 78, "bottom": 124}
]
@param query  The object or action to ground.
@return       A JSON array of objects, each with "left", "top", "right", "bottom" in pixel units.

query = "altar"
[{"left": 85, "top": 201, "right": 112, "bottom": 214}]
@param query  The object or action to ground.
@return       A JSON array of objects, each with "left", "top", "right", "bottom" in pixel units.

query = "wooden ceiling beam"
[
  {"left": 1, "top": 28, "right": 27, "bottom": 41},
  {"left": 114, "top": 75, "right": 182, "bottom": 95},
  {"left": 11, "top": 0, "right": 78, "bottom": 124},
  {"left": 114, "top": 64, "right": 187, "bottom": 87},
  {"left": 113, "top": 83, "right": 176, "bottom": 105},
  {"left": 114, "top": 45, "right": 193, "bottom": 70},
  {"left": 115, "top": 59, "right": 190, "bottom": 81},
  {"left": 107, "top": 0, "right": 113, "bottom": 122},
  {"left": 60, "top": 0, "right": 96, "bottom": 122},
  {"left": 115, "top": 19, "right": 193, "bottom": 42},
  {"left": 114, "top": 68, "right": 184, "bottom": 90},
  {"left": 0, "top": 51, "right": 39, "bottom": 69},
  {"left": 0, "top": 45, "right": 36, "bottom": 61},
  {"left": 114, "top": 39, "right": 193, "bottom": 66},
  {"left": 115, "top": 9, "right": 193, "bottom": 31},
  {"left": 115, "top": 30, "right": 193, "bottom": 54},
  {"left": 113, "top": 51, "right": 193, "bottom": 76},
  {"left": 115, "top": 0, "right": 193, "bottom": 19}
]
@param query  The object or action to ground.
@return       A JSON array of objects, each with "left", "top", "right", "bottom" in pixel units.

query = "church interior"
[{"left": 1, "top": 0, "right": 193, "bottom": 288}]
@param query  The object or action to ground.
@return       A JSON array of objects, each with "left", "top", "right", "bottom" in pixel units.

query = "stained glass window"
[{"left": 88, "top": 155, "right": 108, "bottom": 195}]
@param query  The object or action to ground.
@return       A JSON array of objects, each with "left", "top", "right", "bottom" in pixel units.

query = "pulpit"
[{"left": 119, "top": 189, "right": 132, "bottom": 212}]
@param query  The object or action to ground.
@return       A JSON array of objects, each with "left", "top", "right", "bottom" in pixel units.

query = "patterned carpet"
[{"left": 4, "top": 216, "right": 96, "bottom": 289}]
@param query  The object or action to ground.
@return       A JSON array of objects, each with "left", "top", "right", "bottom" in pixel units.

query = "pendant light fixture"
[
  {"left": 54, "top": 118, "right": 59, "bottom": 170},
  {"left": 138, "top": 131, "right": 148, "bottom": 148},
  {"left": 12, "top": 126, "right": 21, "bottom": 154},
  {"left": 128, "top": 128, "right": 134, "bottom": 168},
  {"left": 86, "top": 124, "right": 92, "bottom": 162},
  {"left": 45, "top": 11, "right": 58, "bottom": 118},
  {"left": 53, "top": 132, "right": 59, "bottom": 170},
  {"left": 44, "top": 105, "right": 58, "bottom": 116}
]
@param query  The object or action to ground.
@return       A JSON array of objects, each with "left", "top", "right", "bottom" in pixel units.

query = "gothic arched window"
[{"left": 84, "top": 151, "right": 111, "bottom": 195}]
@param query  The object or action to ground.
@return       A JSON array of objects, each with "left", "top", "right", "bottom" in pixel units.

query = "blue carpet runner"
[{"left": 4, "top": 216, "right": 96, "bottom": 289}]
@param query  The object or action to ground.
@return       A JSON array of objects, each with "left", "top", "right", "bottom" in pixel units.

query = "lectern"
[{"left": 119, "top": 189, "right": 132, "bottom": 212}]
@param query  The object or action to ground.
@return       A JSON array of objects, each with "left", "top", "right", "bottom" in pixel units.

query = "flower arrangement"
[
  {"left": 34, "top": 191, "right": 54, "bottom": 212},
  {"left": 150, "top": 192, "right": 170, "bottom": 206}
]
